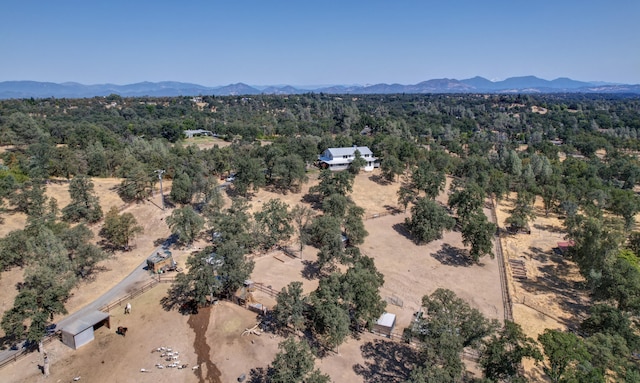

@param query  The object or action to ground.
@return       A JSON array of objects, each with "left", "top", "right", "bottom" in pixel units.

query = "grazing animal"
[
  {"left": 124, "top": 302, "right": 131, "bottom": 314},
  {"left": 140, "top": 368, "right": 150, "bottom": 373},
  {"left": 116, "top": 326, "right": 128, "bottom": 336}
]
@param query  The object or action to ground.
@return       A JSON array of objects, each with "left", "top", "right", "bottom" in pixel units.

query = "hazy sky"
[{"left": 1, "top": 1, "right": 638, "bottom": 85}]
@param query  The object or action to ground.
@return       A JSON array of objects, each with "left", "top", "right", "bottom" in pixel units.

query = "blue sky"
[{"left": 1, "top": 1, "right": 638, "bottom": 85}]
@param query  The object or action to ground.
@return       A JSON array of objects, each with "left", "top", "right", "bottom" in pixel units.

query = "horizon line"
[{"left": 0, "top": 75, "right": 633, "bottom": 88}]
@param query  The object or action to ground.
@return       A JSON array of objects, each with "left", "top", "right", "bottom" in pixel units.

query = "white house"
[
  {"left": 318, "top": 146, "right": 379, "bottom": 172},
  {"left": 184, "top": 129, "right": 214, "bottom": 138}
]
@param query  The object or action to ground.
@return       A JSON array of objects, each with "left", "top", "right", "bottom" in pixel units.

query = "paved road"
[
  {"left": 0, "top": 242, "right": 170, "bottom": 365},
  {"left": 55, "top": 248, "right": 162, "bottom": 329}
]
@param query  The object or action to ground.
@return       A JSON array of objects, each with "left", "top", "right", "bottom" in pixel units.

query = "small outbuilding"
[
  {"left": 147, "top": 251, "right": 175, "bottom": 273},
  {"left": 61, "top": 310, "right": 110, "bottom": 350},
  {"left": 233, "top": 281, "right": 257, "bottom": 306},
  {"left": 557, "top": 240, "right": 575, "bottom": 255},
  {"left": 373, "top": 312, "right": 396, "bottom": 338}
]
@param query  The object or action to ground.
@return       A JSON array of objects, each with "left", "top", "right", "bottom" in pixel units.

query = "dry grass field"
[
  {"left": 495, "top": 194, "right": 591, "bottom": 380},
  {"left": 182, "top": 136, "right": 233, "bottom": 150},
  {"left": 0, "top": 168, "right": 586, "bottom": 382}
]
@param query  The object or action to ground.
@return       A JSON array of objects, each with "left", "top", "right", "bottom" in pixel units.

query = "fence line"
[
  {"left": 363, "top": 209, "right": 401, "bottom": 221},
  {"left": 489, "top": 199, "right": 514, "bottom": 322},
  {"left": 253, "top": 282, "right": 279, "bottom": 298},
  {"left": 0, "top": 274, "right": 177, "bottom": 370},
  {"left": 0, "top": 325, "right": 60, "bottom": 370},
  {"left": 99, "top": 279, "right": 157, "bottom": 312},
  {"left": 0, "top": 347, "right": 29, "bottom": 370},
  {"left": 99, "top": 275, "right": 176, "bottom": 313},
  {"left": 386, "top": 295, "right": 404, "bottom": 308},
  {"left": 489, "top": 198, "right": 523, "bottom": 376}
]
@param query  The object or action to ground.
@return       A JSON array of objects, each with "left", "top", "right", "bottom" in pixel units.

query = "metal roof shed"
[
  {"left": 373, "top": 312, "right": 396, "bottom": 338},
  {"left": 61, "top": 311, "right": 110, "bottom": 350}
]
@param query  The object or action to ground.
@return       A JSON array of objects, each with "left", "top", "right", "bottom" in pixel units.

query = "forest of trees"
[{"left": 1, "top": 92, "right": 640, "bottom": 381}]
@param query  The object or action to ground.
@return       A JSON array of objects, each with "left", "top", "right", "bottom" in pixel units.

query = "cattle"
[{"left": 116, "top": 326, "right": 128, "bottom": 336}]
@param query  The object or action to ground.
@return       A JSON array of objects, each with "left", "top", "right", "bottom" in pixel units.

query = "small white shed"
[
  {"left": 61, "top": 311, "right": 110, "bottom": 350},
  {"left": 373, "top": 312, "right": 396, "bottom": 337}
]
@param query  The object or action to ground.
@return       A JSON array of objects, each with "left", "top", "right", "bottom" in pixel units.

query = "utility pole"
[{"left": 155, "top": 169, "right": 165, "bottom": 210}]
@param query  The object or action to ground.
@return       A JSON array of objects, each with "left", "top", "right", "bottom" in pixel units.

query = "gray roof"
[
  {"left": 326, "top": 146, "right": 373, "bottom": 157},
  {"left": 148, "top": 251, "right": 173, "bottom": 265},
  {"left": 184, "top": 129, "right": 213, "bottom": 135},
  {"left": 376, "top": 312, "right": 396, "bottom": 328},
  {"left": 62, "top": 310, "right": 110, "bottom": 335}
]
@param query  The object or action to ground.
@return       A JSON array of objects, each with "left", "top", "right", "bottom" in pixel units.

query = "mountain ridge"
[{"left": 0, "top": 76, "right": 638, "bottom": 99}]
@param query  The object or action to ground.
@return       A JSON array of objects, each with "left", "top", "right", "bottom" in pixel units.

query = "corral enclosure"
[{"left": 0, "top": 170, "right": 509, "bottom": 382}]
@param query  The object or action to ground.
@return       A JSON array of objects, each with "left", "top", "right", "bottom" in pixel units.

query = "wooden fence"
[
  {"left": 0, "top": 331, "right": 59, "bottom": 370},
  {"left": 363, "top": 209, "right": 400, "bottom": 221},
  {"left": 489, "top": 199, "right": 514, "bottom": 323},
  {"left": 253, "top": 282, "right": 279, "bottom": 298},
  {"left": 99, "top": 275, "right": 175, "bottom": 313},
  {"left": 0, "top": 274, "right": 177, "bottom": 370}
]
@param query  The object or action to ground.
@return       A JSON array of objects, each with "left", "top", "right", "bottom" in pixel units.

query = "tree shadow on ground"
[
  {"left": 247, "top": 367, "right": 269, "bottom": 383},
  {"left": 301, "top": 192, "right": 323, "bottom": 210},
  {"left": 301, "top": 329, "right": 330, "bottom": 358},
  {"left": 392, "top": 223, "right": 413, "bottom": 241},
  {"left": 80, "top": 265, "right": 110, "bottom": 282},
  {"left": 533, "top": 223, "right": 564, "bottom": 234},
  {"left": 301, "top": 260, "right": 321, "bottom": 280},
  {"left": 353, "top": 339, "right": 419, "bottom": 383},
  {"left": 223, "top": 186, "right": 255, "bottom": 201},
  {"left": 162, "top": 199, "right": 176, "bottom": 209},
  {"left": 517, "top": 255, "right": 590, "bottom": 321},
  {"left": 0, "top": 336, "right": 17, "bottom": 351},
  {"left": 384, "top": 205, "right": 402, "bottom": 215},
  {"left": 431, "top": 243, "right": 473, "bottom": 267},
  {"left": 369, "top": 174, "right": 392, "bottom": 186},
  {"left": 159, "top": 279, "right": 202, "bottom": 315},
  {"left": 525, "top": 246, "right": 550, "bottom": 262}
]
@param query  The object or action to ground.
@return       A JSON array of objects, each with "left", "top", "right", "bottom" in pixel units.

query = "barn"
[
  {"left": 373, "top": 312, "right": 396, "bottom": 338},
  {"left": 60, "top": 310, "right": 110, "bottom": 350}
]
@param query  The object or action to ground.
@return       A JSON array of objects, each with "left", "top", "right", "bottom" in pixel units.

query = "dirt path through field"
[{"left": 188, "top": 306, "right": 221, "bottom": 383}]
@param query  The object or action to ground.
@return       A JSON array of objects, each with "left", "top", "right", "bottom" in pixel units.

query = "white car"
[{"left": 225, "top": 175, "right": 236, "bottom": 182}]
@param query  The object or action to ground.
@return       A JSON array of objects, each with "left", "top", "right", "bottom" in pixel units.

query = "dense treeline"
[{"left": 2, "top": 92, "right": 640, "bottom": 381}]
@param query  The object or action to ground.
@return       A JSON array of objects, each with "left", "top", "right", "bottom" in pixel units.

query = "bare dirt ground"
[
  {"left": 184, "top": 136, "right": 272, "bottom": 151},
  {"left": 1, "top": 169, "right": 507, "bottom": 382},
  {"left": 361, "top": 208, "right": 504, "bottom": 332},
  {"left": 183, "top": 136, "right": 232, "bottom": 150},
  {"left": 234, "top": 168, "right": 402, "bottom": 218},
  {"left": 495, "top": 194, "right": 590, "bottom": 380},
  {"left": 0, "top": 178, "right": 178, "bottom": 337},
  {"left": 0, "top": 285, "right": 198, "bottom": 383}
]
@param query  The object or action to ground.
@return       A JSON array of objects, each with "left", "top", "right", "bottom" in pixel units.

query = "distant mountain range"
[{"left": 0, "top": 76, "right": 639, "bottom": 99}]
